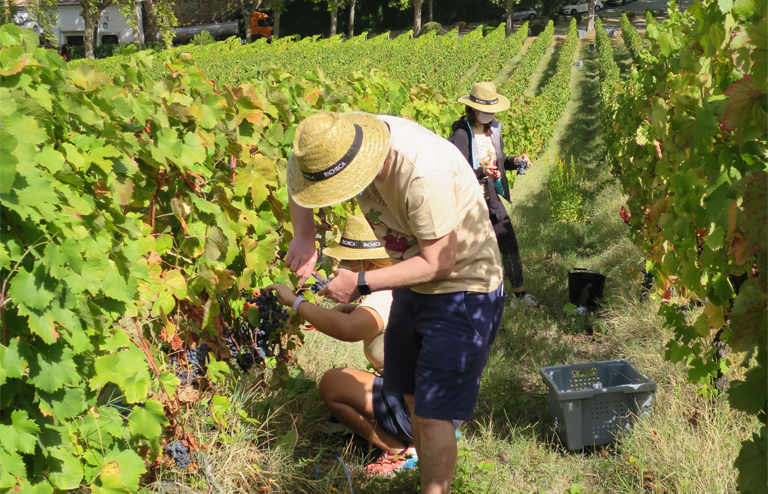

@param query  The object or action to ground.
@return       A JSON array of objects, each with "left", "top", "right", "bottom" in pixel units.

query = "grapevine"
[{"left": 601, "top": 2, "right": 767, "bottom": 491}]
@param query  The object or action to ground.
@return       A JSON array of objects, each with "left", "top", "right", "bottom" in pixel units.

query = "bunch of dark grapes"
[
  {"left": 248, "top": 290, "right": 290, "bottom": 358},
  {"left": 311, "top": 274, "right": 331, "bottom": 294},
  {"left": 169, "top": 344, "right": 210, "bottom": 386},
  {"left": 165, "top": 440, "right": 191, "bottom": 469}
]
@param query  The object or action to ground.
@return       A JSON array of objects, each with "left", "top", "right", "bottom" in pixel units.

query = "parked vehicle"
[
  {"left": 250, "top": 12, "right": 273, "bottom": 40},
  {"left": 561, "top": 0, "right": 604, "bottom": 15},
  {"left": 606, "top": 0, "right": 635, "bottom": 5},
  {"left": 502, "top": 7, "right": 539, "bottom": 21}
]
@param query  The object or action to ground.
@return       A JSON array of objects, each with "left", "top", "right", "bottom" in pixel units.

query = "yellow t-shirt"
[
  {"left": 357, "top": 290, "right": 393, "bottom": 371},
  {"left": 358, "top": 115, "right": 503, "bottom": 295}
]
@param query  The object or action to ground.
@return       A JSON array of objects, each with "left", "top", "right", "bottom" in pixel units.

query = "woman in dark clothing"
[{"left": 448, "top": 81, "right": 536, "bottom": 307}]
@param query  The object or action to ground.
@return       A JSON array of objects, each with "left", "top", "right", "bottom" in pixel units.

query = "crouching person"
[{"left": 266, "top": 214, "right": 416, "bottom": 475}]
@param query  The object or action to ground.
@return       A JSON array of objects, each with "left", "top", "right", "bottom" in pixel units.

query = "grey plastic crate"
[{"left": 539, "top": 359, "right": 656, "bottom": 450}]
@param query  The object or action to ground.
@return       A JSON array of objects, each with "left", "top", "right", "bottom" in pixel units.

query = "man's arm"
[
  {"left": 285, "top": 196, "right": 318, "bottom": 284},
  {"left": 319, "top": 231, "right": 457, "bottom": 303}
]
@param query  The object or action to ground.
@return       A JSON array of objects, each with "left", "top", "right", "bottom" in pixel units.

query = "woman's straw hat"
[
  {"left": 457, "top": 82, "right": 510, "bottom": 113},
  {"left": 287, "top": 111, "right": 390, "bottom": 208},
  {"left": 323, "top": 214, "right": 388, "bottom": 261}
]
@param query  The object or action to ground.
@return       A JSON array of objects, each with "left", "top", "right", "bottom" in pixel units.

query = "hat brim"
[
  {"left": 323, "top": 244, "right": 389, "bottom": 261},
  {"left": 287, "top": 113, "right": 390, "bottom": 209},
  {"left": 457, "top": 94, "right": 510, "bottom": 113}
]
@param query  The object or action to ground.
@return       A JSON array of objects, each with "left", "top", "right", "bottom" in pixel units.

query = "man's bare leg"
[
  {"left": 320, "top": 368, "right": 408, "bottom": 453},
  {"left": 404, "top": 395, "right": 457, "bottom": 494}
]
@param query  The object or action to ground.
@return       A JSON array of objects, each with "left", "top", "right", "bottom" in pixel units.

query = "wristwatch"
[{"left": 357, "top": 271, "right": 372, "bottom": 296}]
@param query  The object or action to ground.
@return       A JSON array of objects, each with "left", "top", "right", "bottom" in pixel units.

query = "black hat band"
[
  {"left": 469, "top": 95, "right": 499, "bottom": 105},
  {"left": 340, "top": 238, "right": 382, "bottom": 249},
  {"left": 301, "top": 124, "right": 363, "bottom": 182}
]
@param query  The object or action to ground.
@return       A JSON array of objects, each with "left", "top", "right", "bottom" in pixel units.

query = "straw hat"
[
  {"left": 323, "top": 214, "right": 388, "bottom": 261},
  {"left": 287, "top": 111, "right": 391, "bottom": 208},
  {"left": 457, "top": 82, "right": 510, "bottom": 113}
]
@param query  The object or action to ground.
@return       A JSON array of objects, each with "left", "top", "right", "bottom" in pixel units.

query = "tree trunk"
[
  {"left": 330, "top": 6, "right": 337, "bottom": 36},
  {"left": 505, "top": 0, "right": 514, "bottom": 36},
  {"left": 412, "top": 0, "right": 423, "bottom": 37},
  {"left": 242, "top": 1, "right": 252, "bottom": 42},
  {"left": 274, "top": 10, "right": 280, "bottom": 39},
  {"left": 348, "top": 0, "right": 356, "bottom": 37},
  {"left": 428, "top": 0, "right": 433, "bottom": 23},
  {"left": 587, "top": 0, "right": 595, "bottom": 31},
  {"left": 83, "top": 8, "right": 97, "bottom": 59},
  {"left": 143, "top": 0, "right": 160, "bottom": 42}
]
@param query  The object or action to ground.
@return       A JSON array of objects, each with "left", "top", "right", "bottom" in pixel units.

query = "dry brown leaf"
[{"left": 177, "top": 385, "right": 200, "bottom": 403}]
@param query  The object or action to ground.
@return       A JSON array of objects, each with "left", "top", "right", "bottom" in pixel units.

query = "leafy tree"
[
  {"left": 141, "top": 0, "right": 177, "bottom": 47},
  {"left": 21, "top": 0, "right": 58, "bottom": 44},
  {"left": 271, "top": 0, "right": 291, "bottom": 39},
  {"left": 239, "top": 0, "right": 264, "bottom": 42},
  {"left": 313, "top": 0, "right": 346, "bottom": 37},
  {"left": 391, "top": 0, "right": 424, "bottom": 37},
  {"left": 490, "top": 0, "right": 520, "bottom": 36},
  {"left": 25, "top": 0, "right": 176, "bottom": 59},
  {"left": 2, "top": 0, "right": 18, "bottom": 25}
]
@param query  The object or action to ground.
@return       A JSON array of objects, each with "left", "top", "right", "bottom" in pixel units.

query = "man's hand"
[
  {"left": 264, "top": 284, "right": 297, "bottom": 308},
  {"left": 285, "top": 236, "right": 318, "bottom": 285},
  {"left": 318, "top": 268, "right": 360, "bottom": 304}
]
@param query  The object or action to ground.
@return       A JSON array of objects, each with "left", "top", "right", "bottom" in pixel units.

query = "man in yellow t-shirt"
[{"left": 284, "top": 111, "right": 506, "bottom": 494}]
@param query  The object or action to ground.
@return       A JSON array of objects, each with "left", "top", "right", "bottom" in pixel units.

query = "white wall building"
[{"left": 14, "top": 0, "right": 144, "bottom": 46}]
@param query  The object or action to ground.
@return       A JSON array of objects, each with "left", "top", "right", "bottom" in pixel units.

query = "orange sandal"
[{"left": 364, "top": 446, "right": 417, "bottom": 476}]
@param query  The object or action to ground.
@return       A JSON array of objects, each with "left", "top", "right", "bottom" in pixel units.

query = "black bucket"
[{"left": 568, "top": 268, "right": 607, "bottom": 310}]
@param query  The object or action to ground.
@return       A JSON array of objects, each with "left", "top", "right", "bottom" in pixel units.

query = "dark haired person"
[{"left": 448, "top": 81, "right": 536, "bottom": 308}]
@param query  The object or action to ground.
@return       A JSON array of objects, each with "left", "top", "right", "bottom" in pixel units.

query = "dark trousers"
[{"left": 484, "top": 178, "right": 524, "bottom": 290}]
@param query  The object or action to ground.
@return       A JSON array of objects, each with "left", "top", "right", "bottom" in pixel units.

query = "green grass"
[{"left": 150, "top": 37, "right": 755, "bottom": 494}]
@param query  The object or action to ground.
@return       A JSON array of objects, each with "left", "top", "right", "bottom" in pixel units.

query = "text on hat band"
[
  {"left": 301, "top": 124, "right": 363, "bottom": 182},
  {"left": 469, "top": 95, "right": 499, "bottom": 105},
  {"left": 340, "top": 238, "right": 382, "bottom": 249}
]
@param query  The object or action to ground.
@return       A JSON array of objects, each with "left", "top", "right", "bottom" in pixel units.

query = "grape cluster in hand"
[
  {"left": 310, "top": 274, "right": 331, "bottom": 294},
  {"left": 165, "top": 440, "right": 191, "bottom": 469},
  {"left": 222, "top": 289, "right": 290, "bottom": 374}
]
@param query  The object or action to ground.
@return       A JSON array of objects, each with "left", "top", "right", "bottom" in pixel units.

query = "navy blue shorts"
[
  {"left": 382, "top": 284, "right": 506, "bottom": 422},
  {"left": 372, "top": 375, "right": 413, "bottom": 444}
]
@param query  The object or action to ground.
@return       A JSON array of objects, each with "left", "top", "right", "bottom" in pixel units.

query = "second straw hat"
[
  {"left": 287, "top": 111, "right": 390, "bottom": 208},
  {"left": 323, "top": 214, "right": 389, "bottom": 261},
  {"left": 457, "top": 81, "right": 510, "bottom": 113}
]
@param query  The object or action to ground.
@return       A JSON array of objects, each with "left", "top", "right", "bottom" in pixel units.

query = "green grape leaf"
[
  {"left": 37, "top": 387, "right": 88, "bottom": 420},
  {"left": 734, "top": 434, "right": 768, "bottom": 494},
  {"left": 204, "top": 225, "right": 228, "bottom": 262},
  {"left": 28, "top": 343, "right": 79, "bottom": 393},
  {"left": 158, "top": 371, "right": 180, "bottom": 397},
  {"left": 48, "top": 446, "right": 84, "bottom": 490},
  {"left": 128, "top": 399, "right": 168, "bottom": 439},
  {"left": 119, "top": 368, "right": 151, "bottom": 404},
  {"left": 0, "top": 410, "right": 40, "bottom": 454},
  {"left": 0, "top": 131, "right": 18, "bottom": 195},
  {"left": 718, "top": 0, "right": 734, "bottom": 12},
  {"left": 43, "top": 238, "right": 84, "bottom": 279},
  {"left": 729, "top": 366, "right": 767, "bottom": 414},
  {"left": 206, "top": 357, "right": 230, "bottom": 384},
  {"left": 234, "top": 154, "right": 278, "bottom": 206},
  {"left": 78, "top": 407, "right": 125, "bottom": 448},
  {"left": 0, "top": 448, "right": 25, "bottom": 489},
  {"left": 91, "top": 471, "right": 131, "bottom": 494},
  {"left": 658, "top": 31, "right": 679, "bottom": 57},
  {"left": 733, "top": 0, "right": 757, "bottom": 16},
  {"left": 0, "top": 338, "right": 29, "bottom": 386},
  {"left": 8, "top": 265, "right": 56, "bottom": 312},
  {"left": 729, "top": 279, "right": 768, "bottom": 352}
]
